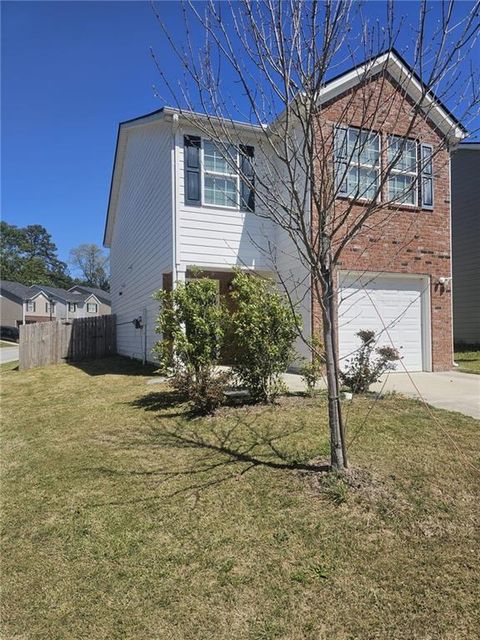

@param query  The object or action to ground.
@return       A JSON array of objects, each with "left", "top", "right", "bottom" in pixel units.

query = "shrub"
[
  {"left": 339, "top": 329, "right": 400, "bottom": 394},
  {"left": 299, "top": 337, "right": 324, "bottom": 394},
  {"left": 229, "top": 270, "right": 300, "bottom": 403},
  {"left": 153, "top": 278, "right": 228, "bottom": 413}
]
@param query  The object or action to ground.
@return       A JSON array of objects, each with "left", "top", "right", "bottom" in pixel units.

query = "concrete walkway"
[
  {"left": 0, "top": 344, "right": 19, "bottom": 365},
  {"left": 282, "top": 369, "right": 480, "bottom": 419}
]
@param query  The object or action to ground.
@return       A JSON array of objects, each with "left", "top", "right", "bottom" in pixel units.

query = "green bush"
[
  {"left": 340, "top": 329, "right": 400, "bottom": 394},
  {"left": 153, "top": 278, "right": 228, "bottom": 413},
  {"left": 229, "top": 270, "right": 300, "bottom": 403},
  {"left": 299, "top": 336, "right": 324, "bottom": 394}
]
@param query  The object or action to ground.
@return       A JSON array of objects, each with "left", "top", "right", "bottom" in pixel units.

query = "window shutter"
[
  {"left": 240, "top": 145, "right": 255, "bottom": 212},
  {"left": 420, "top": 144, "right": 433, "bottom": 209},
  {"left": 334, "top": 126, "right": 348, "bottom": 195},
  {"left": 184, "top": 135, "right": 201, "bottom": 205}
]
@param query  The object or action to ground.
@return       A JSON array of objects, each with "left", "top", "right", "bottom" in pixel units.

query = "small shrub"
[
  {"left": 171, "top": 368, "right": 230, "bottom": 415},
  {"left": 300, "top": 337, "right": 324, "bottom": 394},
  {"left": 340, "top": 329, "right": 400, "bottom": 394},
  {"left": 153, "top": 277, "right": 228, "bottom": 413},
  {"left": 229, "top": 270, "right": 301, "bottom": 403}
]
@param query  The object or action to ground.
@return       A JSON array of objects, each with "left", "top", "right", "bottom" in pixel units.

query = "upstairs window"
[
  {"left": 184, "top": 136, "right": 255, "bottom": 211},
  {"left": 27, "top": 301, "right": 35, "bottom": 312},
  {"left": 335, "top": 126, "right": 380, "bottom": 200},
  {"left": 45, "top": 302, "right": 55, "bottom": 313},
  {"left": 87, "top": 303, "right": 98, "bottom": 313},
  {"left": 387, "top": 136, "right": 418, "bottom": 206},
  {"left": 203, "top": 141, "right": 238, "bottom": 207},
  {"left": 68, "top": 302, "right": 77, "bottom": 312}
]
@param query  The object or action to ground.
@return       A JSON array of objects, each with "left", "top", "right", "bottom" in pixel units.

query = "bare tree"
[
  {"left": 151, "top": 0, "right": 480, "bottom": 470},
  {"left": 70, "top": 243, "right": 110, "bottom": 291}
]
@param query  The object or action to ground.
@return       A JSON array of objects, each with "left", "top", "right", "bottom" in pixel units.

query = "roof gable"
[{"left": 315, "top": 50, "right": 466, "bottom": 140}]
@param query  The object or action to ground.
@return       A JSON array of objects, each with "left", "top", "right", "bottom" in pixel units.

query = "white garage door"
[{"left": 338, "top": 273, "right": 426, "bottom": 372}]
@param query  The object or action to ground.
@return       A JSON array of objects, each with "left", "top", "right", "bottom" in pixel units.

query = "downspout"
[{"left": 171, "top": 113, "right": 180, "bottom": 284}]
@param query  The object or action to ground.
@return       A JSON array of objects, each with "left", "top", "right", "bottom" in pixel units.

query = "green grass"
[
  {"left": 454, "top": 349, "right": 480, "bottom": 374},
  {"left": 1, "top": 357, "right": 479, "bottom": 640}
]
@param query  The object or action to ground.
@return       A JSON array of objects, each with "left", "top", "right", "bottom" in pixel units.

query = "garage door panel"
[{"left": 338, "top": 274, "right": 425, "bottom": 372}]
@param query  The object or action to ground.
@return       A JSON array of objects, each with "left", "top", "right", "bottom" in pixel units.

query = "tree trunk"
[{"left": 320, "top": 270, "right": 347, "bottom": 471}]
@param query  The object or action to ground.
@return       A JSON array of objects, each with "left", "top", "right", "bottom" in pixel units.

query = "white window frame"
[
  {"left": 201, "top": 140, "right": 240, "bottom": 210},
  {"left": 45, "top": 302, "right": 55, "bottom": 313},
  {"left": 334, "top": 126, "right": 381, "bottom": 202},
  {"left": 387, "top": 135, "right": 419, "bottom": 207},
  {"left": 27, "top": 301, "right": 35, "bottom": 312},
  {"left": 86, "top": 302, "right": 98, "bottom": 313},
  {"left": 68, "top": 302, "right": 77, "bottom": 312}
]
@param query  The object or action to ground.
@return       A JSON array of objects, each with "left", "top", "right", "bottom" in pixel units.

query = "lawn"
[
  {"left": 1, "top": 357, "right": 479, "bottom": 640},
  {"left": 454, "top": 348, "right": 480, "bottom": 374}
]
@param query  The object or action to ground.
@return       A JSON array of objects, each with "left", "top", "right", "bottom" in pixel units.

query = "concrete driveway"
[
  {"left": 371, "top": 370, "right": 480, "bottom": 419},
  {"left": 0, "top": 344, "right": 19, "bottom": 364},
  {"left": 283, "top": 369, "right": 480, "bottom": 419}
]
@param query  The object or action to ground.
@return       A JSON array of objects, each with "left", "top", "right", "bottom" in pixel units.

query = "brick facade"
[{"left": 312, "top": 73, "right": 453, "bottom": 371}]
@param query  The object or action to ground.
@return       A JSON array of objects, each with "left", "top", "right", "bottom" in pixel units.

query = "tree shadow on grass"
[
  {"left": 86, "top": 395, "right": 330, "bottom": 507},
  {"left": 70, "top": 356, "right": 158, "bottom": 377}
]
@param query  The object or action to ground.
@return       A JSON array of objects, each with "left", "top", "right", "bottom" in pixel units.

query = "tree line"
[{"left": 0, "top": 221, "right": 109, "bottom": 291}]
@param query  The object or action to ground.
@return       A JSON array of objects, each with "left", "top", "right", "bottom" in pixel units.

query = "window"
[
  {"left": 184, "top": 136, "right": 255, "bottom": 211},
  {"left": 421, "top": 144, "right": 433, "bottom": 209},
  {"left": 87, "top": 303, "right": 97, "bottom": 313},
  {"left": 335, "top": 126, "right": 380, "bottom": 200},
  {"left": 27, "top": 301, "right": 36, "bottom": 312},
  {"left": 45, "top": 302, "right": 55, "bottom": 313},
  {"left": 68, "top": 302, "right": 77, "bottom": 312},
  {"left": 387, "top": 136, "right": 418, "bottom": 206}
]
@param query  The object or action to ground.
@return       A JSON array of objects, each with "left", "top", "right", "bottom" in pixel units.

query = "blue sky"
[{"left": 2, "top": 1, "right": 478, "bottom": 266}]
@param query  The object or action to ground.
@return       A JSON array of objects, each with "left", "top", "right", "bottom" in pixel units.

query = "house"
[
  {"left": 24, "top": 285, "right": 111, "bottom": 323},
  {"left": 68, "top": 285, "right": 112, "bottom": 316},
  {"left": 104, "top": 50, "right": 465, "bottom": 371},
  {"left": 451, "top": 143, "right": 480, "bottom": 346},
  {"left": 0, "top": 281, "right": 30, "bottom": 327}
]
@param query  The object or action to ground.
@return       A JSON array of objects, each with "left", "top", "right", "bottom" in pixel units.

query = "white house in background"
[{"left": 104, "top": 50, "right": 465, "bottom": 370}]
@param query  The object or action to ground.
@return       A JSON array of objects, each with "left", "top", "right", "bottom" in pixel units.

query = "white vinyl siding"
[
  {"left": 178, "top": 130, "right": 270, "bottom": 270},
  {"left": 109, "top": 122, "right": 173, "bottom": 361}
]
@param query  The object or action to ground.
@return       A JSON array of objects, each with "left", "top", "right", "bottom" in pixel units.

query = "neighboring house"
[
  {"left": 24, "top": 285, "right": 111, "bottom": 323},
  {"left": 104, "top": 50, "right": 465, "bottom": 371},
  {"left": 0, "top": 281, "right": 30, "bottom": 327},
  {"left": 68, "top": 285, "right": 112, "bottom": 316},
  {"left": 451, "top": 143, "right": 480, "bottom": 345}
]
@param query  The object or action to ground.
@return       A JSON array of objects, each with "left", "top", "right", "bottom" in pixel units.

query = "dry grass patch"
[{"left": 1, "top": 357, "right": 479, "bottom": 640}]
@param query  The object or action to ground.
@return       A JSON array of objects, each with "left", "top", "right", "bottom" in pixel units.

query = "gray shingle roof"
[
  {"left": 29, "top": 285, "right": 87, "bottom": 303},
  {"left": 0, "top": 280, "right": 31, "bottom": 302},
  {"left": 68, "top": 285, "right": 111, "bottom": 304}
]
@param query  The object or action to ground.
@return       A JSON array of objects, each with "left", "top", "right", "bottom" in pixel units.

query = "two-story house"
[
  {"left": 24, "top": 285, "right": 111, "bottom": 323},
  {"left": 104, "top": 50, "right": 465, "bottom": 371}
]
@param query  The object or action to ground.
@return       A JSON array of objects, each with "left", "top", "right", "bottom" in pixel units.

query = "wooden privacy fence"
[{"left": 19, "top": 315, "right": 116, "bottom": 371}]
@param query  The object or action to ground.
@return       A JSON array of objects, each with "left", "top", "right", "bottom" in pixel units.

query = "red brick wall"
[{"left": 312, "top": 73, "right": 453, "bottom": 370}]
